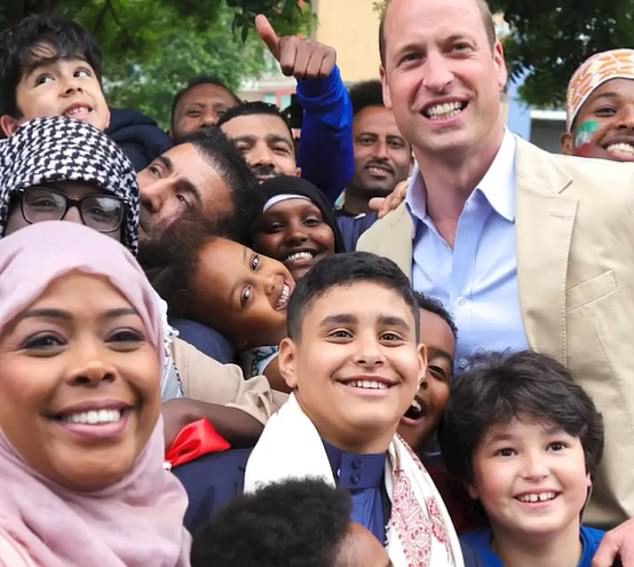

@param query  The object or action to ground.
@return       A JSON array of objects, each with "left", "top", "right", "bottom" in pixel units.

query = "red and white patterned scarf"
[{"left": 244, "top": 394, "right": 464, "bottom": 567}]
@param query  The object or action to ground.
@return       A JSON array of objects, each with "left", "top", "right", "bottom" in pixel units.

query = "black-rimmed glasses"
[{"left": 19, "top": 186, "right": 124, "bottom": 233}]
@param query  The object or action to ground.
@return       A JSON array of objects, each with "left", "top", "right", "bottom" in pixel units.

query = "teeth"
[
  {"left": 410, "top": 399, "right": 422, "bottom": 412},
  {"left": 347, "top": 380, "right": 388, "bottom": 390},
  {"left": 62, "top": 409, "right": 122, "bottom": 425},
  {"left": 286, "top": 251, "right": 314, "bottom": 263},
  {"left": 65, "top": 106, "right": 90, "bottom": 119},
  {"left": 516, "top": 491, "right": 556, "bottom": 503},
  {"left": 368, "top": 166, "right": 388, "bottom": 175},
  {"left": 425, "top": 101, "right": 463, "bottom": 120},
  {"left": 276, "top": 284, "right": 291, "bottom": 309},
  {"left": 607, "top": 142, "right": 634, "bottom": 155}
]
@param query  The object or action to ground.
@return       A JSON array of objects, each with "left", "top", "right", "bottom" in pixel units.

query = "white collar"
[{"left": 406, "top": 128, "right": 517, "bottom": 222}]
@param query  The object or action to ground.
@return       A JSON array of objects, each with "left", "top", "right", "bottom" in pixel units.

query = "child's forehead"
[
  {"left": 303, "top": 281, "right": 414, "bottom": 324},
  {"left": 481, "top": 415, "right": 569, "bottom": 442},
  {"left": 21, "top": 43, "right": 89, "bottom": 73}
]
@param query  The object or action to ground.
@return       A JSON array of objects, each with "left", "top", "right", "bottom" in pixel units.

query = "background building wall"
[{"left": 312, "top": 0, "right": 382, "bottom": 82}]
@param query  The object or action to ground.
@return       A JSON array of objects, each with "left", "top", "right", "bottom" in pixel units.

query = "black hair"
[
  {"left": 141, "top": 212, "right": 219, "bottom": 321},
  {"left": 176, "top": 127, "right": 262, "bottom": 243},
  {"left": 348, "top": 80, "right": 384, "bottom": 116},
  {"left": 413, "top": 292, "right": 458, "bottom": 340},
  {"left": 170, "top": 75, "right": 241, "bottom": 132},
  {"left": 378, "top": 0, "right": 496, "bottom": 66},
  {"left": 286, "top": 251, "right": 419, "bottom": 341},
  {"left": 217, "top": 100, "right": 293, "bottom": 138},
  {"left": 191, "top": 479, "right": 352, "bottom": 567},
  {"left": 439, "top": 350, "right": 605, "bottom": 484},
  {"left": 0, "top": 14, "right": 103, "bottom": 118}
]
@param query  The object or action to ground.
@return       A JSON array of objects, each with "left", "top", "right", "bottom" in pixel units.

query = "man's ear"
[
  {"left": 561, "top": 131, "right": 574, "bottom": 154},
  {"left": 278, "top": 337, "right": 299, "bottom": 390},
  {"left": 380, "top": 65, "right": 392, "bottom": 109},
  {"left": 0, "top": 114, "right": 20, "bottom": 137}
]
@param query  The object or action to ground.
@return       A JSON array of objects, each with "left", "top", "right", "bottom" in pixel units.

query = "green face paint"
[{"left": 573, "top": 119, "right": 599, "bottom": 148}]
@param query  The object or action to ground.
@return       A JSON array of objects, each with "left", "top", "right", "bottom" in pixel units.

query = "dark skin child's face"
[
  {"left": 253, "top": 198, "right": 336, "bottom": 281},
  {"left": 398, "top": 308, "right": 454, "bottom": 452},
  {"left": 189, "top": 238, "right": 295, "bottom": 350},
  {"left": 561, "top": 78, "right": 634, "bottom": 162}
]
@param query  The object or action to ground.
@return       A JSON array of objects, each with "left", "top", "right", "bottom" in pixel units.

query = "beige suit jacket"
[
  {"left": 358, "top": 136, "right": 634, "bottom": 527},
  {"left": 170, "top": 337, "right": 288, "bottom": 425}
]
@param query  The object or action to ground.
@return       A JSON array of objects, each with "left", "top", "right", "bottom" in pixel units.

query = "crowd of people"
[{"left": 0, "top": 0, "right": 633, "bottom": 565}]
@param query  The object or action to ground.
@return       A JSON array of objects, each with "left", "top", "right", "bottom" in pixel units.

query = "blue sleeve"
[
  {"left": 172, "top": 448, "right": 249, "bottom": 533},
  {"left": 295, "top": 65, "right": 354, "bottom": 203},
  {"left": 580, "top": 526, "right": 605, "bottom": 567}
]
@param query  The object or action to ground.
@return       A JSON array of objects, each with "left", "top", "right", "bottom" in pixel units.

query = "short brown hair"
[{"left": 379, "top": 0, "right": 497, "bottom": 66}]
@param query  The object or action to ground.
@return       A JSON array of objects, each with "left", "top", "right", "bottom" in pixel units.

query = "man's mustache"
[{"left": 252, "top": 164, "right": 277, "bottom": 179}]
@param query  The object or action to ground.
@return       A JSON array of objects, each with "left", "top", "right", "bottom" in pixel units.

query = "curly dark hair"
[
  {"left": 140, "top": 211, "right": 217, "bottom": 320},
  {"left": 413, "top": 291, "right": 458, "bottom": 339},
  {"left": 191, "top": 479, "right": 352, "bottom": 567},
  {"left": 0, "top": 14, "right": 102, "bottom": 119},
  {"left": 348, "top": 79, "right": 384, "bottom": 116},
  {"left": 439, "top": 350, "right": 605, "bottom": 483},
  {"left": 175, "top": 127, "right": 263, "bottom": 243}
]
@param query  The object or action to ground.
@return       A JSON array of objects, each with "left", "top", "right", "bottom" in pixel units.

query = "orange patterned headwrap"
[{"left": 566, "top": 49, "right": 634, "bottom": 132}]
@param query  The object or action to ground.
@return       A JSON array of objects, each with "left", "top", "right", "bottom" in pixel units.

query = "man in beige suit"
[{"left": 359, "top": 0, "right": 634, "bottom": 560}]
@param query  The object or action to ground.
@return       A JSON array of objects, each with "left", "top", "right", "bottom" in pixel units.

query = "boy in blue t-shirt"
[{"left": 439, "top": 351, "right": 605, "bottom": 567}]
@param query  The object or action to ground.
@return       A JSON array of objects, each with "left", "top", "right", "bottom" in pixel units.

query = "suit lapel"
[{"left": 515, "top": 139, "right": 577, "bottom": 364}]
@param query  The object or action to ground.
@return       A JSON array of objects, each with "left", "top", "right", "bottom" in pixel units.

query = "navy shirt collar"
[{"left": 322, "top": 439, "right": 386, "bottom": 489}]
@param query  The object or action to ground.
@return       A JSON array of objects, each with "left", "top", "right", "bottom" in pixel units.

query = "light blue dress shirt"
[{"left": 406, "top": 130, "right": 527, "bottom": 371}]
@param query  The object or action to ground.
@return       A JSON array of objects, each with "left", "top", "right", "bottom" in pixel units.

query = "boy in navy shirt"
[{"left": 440, "top": 351, "right": 605, "bottom": 567}]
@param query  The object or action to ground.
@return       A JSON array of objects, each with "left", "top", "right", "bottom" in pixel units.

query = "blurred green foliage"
[{"left": 0, "top": 0, "right": 312, "bottom": 126}]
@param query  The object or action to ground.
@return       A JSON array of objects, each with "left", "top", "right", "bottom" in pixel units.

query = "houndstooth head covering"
[
  {"left": 566, "top": 49, "right": 634, "bottom": 132},
  {"left": 0, "top": 116, "right": 139, "bottom": 254}
]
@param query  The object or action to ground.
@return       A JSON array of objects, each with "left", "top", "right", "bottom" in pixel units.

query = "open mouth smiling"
[
  {"left": 514, "top": 491, "right": 560, "bottom": 504},
  {"left": 275, "top": 281, "right": 293, "bottom": 310},
  {"left": 63, "top": 103, "right": 93, "bottom": 120},
  {"left": 422, "top": 100, "right": 468, "bottom": 121}
]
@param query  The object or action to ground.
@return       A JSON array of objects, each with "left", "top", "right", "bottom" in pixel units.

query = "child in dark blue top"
[{"left": 439, "top": 351, "right": 605, "bottom": 567}]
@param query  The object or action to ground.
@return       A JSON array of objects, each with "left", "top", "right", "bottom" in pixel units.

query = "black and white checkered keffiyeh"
[{"left": 0, "top": 116, "right": 139, "bottom": 254}]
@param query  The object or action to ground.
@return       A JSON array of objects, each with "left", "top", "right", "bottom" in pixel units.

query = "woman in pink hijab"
[{"left": 0, "top": 221, "right": 190, "bottom": 566}]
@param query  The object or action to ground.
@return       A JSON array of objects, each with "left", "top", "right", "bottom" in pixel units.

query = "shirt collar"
[
  {"left": 476, "top": 128, "right": 516, "bottom": 222},
  {"left": 405, "top": 128, "right": 517, "bottom": 223},
  {"left": 322, "top": 439, "right": 385, "bottom": 490}
]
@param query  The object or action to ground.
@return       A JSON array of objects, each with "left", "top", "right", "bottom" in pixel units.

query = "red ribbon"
[{"left": 165, "top": 418, "right": 231, "bottom": 468}]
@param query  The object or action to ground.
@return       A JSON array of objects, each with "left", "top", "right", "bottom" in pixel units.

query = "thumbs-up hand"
[{"left": 255, "top": 14, "right": 336, "bottom": 80}]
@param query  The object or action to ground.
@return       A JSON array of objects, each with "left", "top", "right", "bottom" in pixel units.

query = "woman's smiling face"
[
  {"left": 253, "top": 198, "right": 336, "bottom": 281},
  {"left": 0, "top": 272, "right": 160, "bottom": 491}
]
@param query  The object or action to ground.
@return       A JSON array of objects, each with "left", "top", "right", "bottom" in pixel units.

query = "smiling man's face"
[
  {"left": 350, "top": 105, "right": 411, "bottom": 199},
  {"left": 136, "top": 143, "right": 234, "bottom": 246}
]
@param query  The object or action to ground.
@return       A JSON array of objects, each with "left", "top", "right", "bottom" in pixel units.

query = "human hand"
[
  {"left": 255, "top": 14, "right": 336, "bottom": 80},
  {"left": 369, "top": 180, "right": 408, "bottom": 218},
  {"left": 591, "top": 517, "right": 634, "bottom": 566},
  {"left": 162, "top": 399, "right": 199, "bottom": 448}
]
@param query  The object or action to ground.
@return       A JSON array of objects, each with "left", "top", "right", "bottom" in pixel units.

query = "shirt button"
[
  {"left": 458, "top": 358, "right": 468, "bottom": 369},
  {"left": 456, "top": 297, "right": 466, "bottom": 306},
  {"left": 351, "top": 472, "right": 361, "bottom": 485},
  {"left": 351, "top": 457, "right": 362, "bottom": 470}
]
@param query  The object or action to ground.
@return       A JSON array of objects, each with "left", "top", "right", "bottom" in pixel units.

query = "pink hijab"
[{"left": 0, "top": 222, "right": 190, "bottom": 566}]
